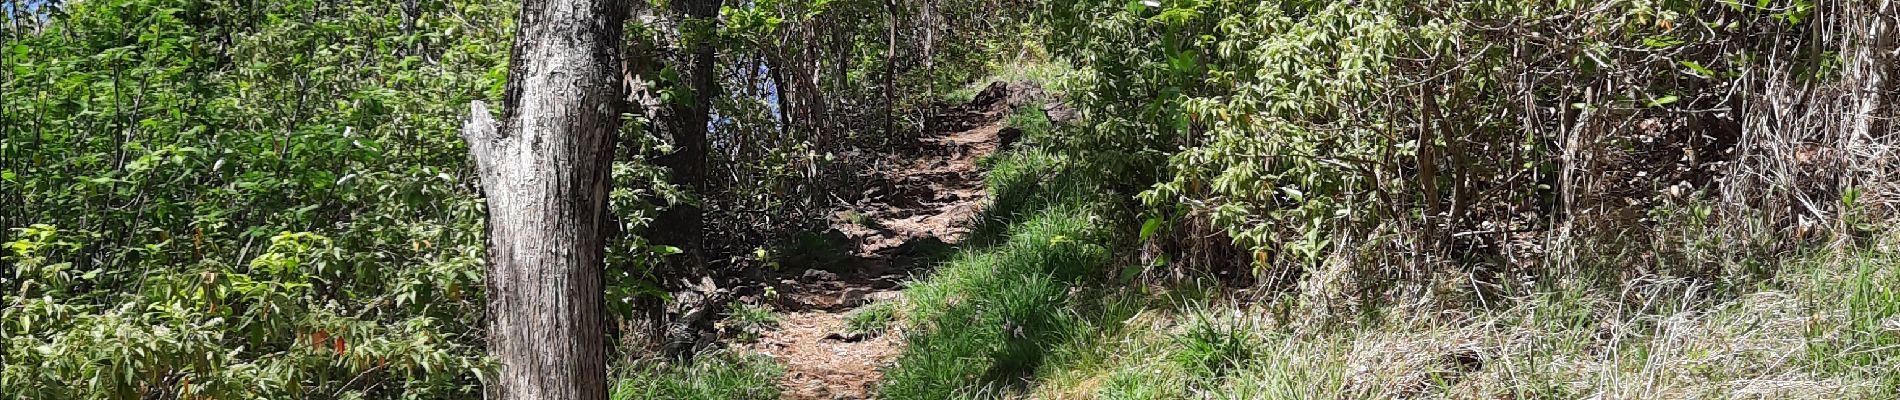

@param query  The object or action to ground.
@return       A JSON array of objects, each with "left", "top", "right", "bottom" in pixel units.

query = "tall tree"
[
  {"left": 648, "top": 0, "right": 724, "bottom": 356},
  {"left": 460, "top": 0, "right": 627, "bottom": 397}
]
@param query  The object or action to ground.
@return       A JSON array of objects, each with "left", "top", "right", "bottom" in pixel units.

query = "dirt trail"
[{"left": 746, "top": 83, "right": 1026, "bottom": 400}]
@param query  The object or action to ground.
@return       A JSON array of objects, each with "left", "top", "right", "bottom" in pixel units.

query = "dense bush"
[
  {"left": 1, "top": 0, "right": 513, "bottom": 397},
  {"left": 6, "top": 0, "right": 1894, "bottom": 397},
  {"left": 875, "top": 0, "right": 1898, "bottom": 397},
  {"left": 1044, "top": 0, "right": 1898, "bottom": 293},
  {"left": 3, "top": 0, "right": 1043, "bottom": 396}
]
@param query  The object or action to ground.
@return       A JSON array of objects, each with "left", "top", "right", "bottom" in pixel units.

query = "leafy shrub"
[
  {"left": 0, "top": 0, "right": 515, "bottom": 397},
  {"left": 1046, "top": 0, "right": 1899, "bottom": 294}
]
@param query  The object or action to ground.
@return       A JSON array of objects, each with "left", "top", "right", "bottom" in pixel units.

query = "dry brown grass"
[{"left": 1020, "top": 237, "right": 1899, "bottom": 399}]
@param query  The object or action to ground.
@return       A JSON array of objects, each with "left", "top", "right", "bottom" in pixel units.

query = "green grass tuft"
[
  {"left": 847, "top": 301, "right": 899, "bottom": 336},
  {"left": 610, "top": 350, "right": 784, "bottom": 400},
  {"left": 881, "top": 208, "right": 1111, "bottom": 398},
  {"left": 879, "top": 134, "right": 1124, "bottom": 397},
  {"left": 724, "top": 302, "right": 780, "bottom": 343},
  {"left": 1006, "top": 106, "right": 1052, "bottom": 138},
  {"left": 1169, "top": 311, "right": 1258, "bottom": 379}
]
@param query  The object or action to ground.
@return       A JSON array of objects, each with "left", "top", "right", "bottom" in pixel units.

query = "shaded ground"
[{"left": 743, "top": 83, "right": 1027, "bottom": 399}]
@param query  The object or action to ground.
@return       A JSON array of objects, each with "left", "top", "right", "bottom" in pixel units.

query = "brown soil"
[
  {"left": 749, "top": 311, "right": 902, "bottom": 400},
  {"left": 745, "top": 83, "right": 1024, "bottom": 399}
]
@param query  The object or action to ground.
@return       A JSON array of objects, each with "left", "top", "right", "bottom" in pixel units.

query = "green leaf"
[
  {"left": 1646, "top": 95, "right": 1680, "bottom": 107},
  {"left": 1140, "top": 216, "right": 1164, "bottom": 241},
  {"left": 1680, "top": 60, "right": 1715, "bottom": 78},
  {"left": 1643, "top": 36, "right": 1684, "bottom": 48},
  {"left": 1168, "top": 52, "right": 1197, "bottom": 73},
  {"left": 1154, "top": 8, "right": 1202, "bottom": 25},
  {"left": 1119, "top": 264, "right": 1144, "bottom": 283},
  {"left": 1842, "top": 187, "right": 1863, "bottom": 208}
]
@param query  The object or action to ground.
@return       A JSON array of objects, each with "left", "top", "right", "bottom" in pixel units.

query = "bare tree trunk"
[
  {"left": 771, "top": 51, "right": 795, "bottom": 140},
  {"left": 398, "top": 0, "right": 420, "bottom": 57},
  {"left": 461, "top": 0, "right": 627, "bottom": 397},
  {"left": 1839, "top": 0, "right": 1898, "bottom": 234},
  {"left": 1847, "top": 0, "right": 1895, "bottom": 143},
  {"left": 921, "top": 0, "right": 936, "bottom": 135},
  {"left": 648, "top": 0, "right": 724, "bottom": 357},
  {"left": 883, "top": 0, "right": 899, "bottom": 141}
]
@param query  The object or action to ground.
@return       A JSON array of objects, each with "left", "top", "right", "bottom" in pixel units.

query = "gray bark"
[
  {"left": 1847, "top": 0, "right": 1895, "bottom": 144},
  {"left": 462, "top": 0, "right": 627, "bottom": 397},
  {"left": 883, "top": 0, "right": 898, "bottom": 141}
]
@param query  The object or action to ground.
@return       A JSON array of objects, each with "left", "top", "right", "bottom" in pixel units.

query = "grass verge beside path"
[
  {"left": 1025, "top": 248, "right": 1900, "bottom": 399},
  {"left": 609, "top": 349, "right": 784, "bottom": 400},
  {"left": 880, "top": 77, "right": 1145, "bottom": 397},
  {"left": 879, "top": 71, "right": 1900, "bottom": 399},
  {"left": 884, "top": 235, "right": 1900, "bottom": 399}
]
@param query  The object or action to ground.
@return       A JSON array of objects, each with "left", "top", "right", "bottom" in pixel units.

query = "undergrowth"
[
  {"left": 848, "top": 301, "right": 899, "bottom": 336},
  {"left": 886, "top": 223, "right": 1900, "bottom": 399},
  {"left": 723, "top": 302, "right": 780, "bottom": 343},
  {"left": 880, "top": 65, "right": 1900, "bottom": 399},
  {"left": 609, "top": 350, "right": 784, "bottom": 400},
  {"left": 1019, "top": 248, "right": 1900, "bottom": 399},
  {"left": 880, "top": 76, "right": 1132, "bottom": 396},
  {"left": 890, "top": 193, "right": 1900, "bottom": 399}
]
